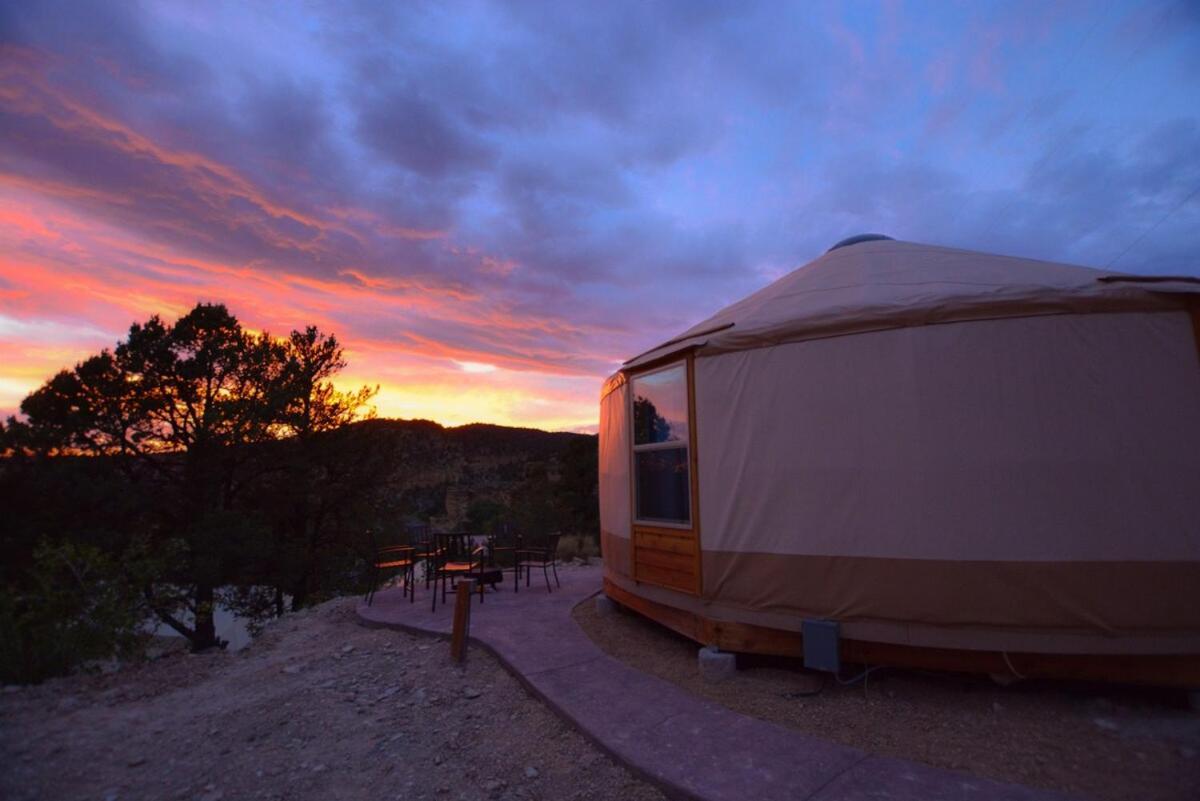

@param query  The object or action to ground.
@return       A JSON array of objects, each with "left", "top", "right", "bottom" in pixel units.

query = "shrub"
[
  {"left": 0, "top": 540, "right": 150, "bottom": 684},
  {"left": 556, "top": 533, "right": 599, "bottom": 564}
]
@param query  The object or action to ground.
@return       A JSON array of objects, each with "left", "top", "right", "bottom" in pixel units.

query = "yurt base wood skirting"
[
  {"left": 631, "top": 525, "right": 700, "bottom": 595},
  {"left": 603, "top": 578, "right": 1200, "bottom": 688}
]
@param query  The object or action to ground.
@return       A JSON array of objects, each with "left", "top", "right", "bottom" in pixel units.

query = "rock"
[
  {"left": 698, "top": 645, "right": 736, "bottom": 683},
  {"left": 82, "top": 658, "right": 121, "bottom": 675},
  {"left": 594, "top": 595, "right": 618, "bottom": 616},
  {"left": 1092, "top": 717, "right": 1119, "bottom": 732},
  {"left": 281, "top": 665, "right": 301, "bottom": 675},
  {"left": 341, "top": 645, "right": 355, "bottom": 654},
  {"left": 103, "top": 790, "right": 120, "bottom": 801},
  {"left": 482, "top": 779, "right": 506, "bottom": 793},
  {"left": 312, "top": 763, "right": 327, "bottom": 773},
  {"left": 128, "top": 755, "right": 147, "bottom": 767},
  {"left": 463, "top": 687, "right": 482, "bottom": 699},
  {"left": 523, "top": 766, "right": 539, "bottom": 779}
]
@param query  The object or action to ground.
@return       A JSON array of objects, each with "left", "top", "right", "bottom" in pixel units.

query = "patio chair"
[
  {"left": 487, "top": 523, "right": 524, "bottom": 594},
  {"left": 365, "top": 544, "right": 416, "bottom": 606},
  {"left": 404, "top": 523, "right": 438, "bottom": 591},
  {"left": 517, "top": 532, "right": 562, "bottom": 592},
  {"left": 431, "top": 533, "right": 503, "bottom": 611}
]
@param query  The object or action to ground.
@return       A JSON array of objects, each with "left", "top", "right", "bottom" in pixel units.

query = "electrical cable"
[
  {"left": 944, "top": 8, "right": 1107, "bottom": 233},
  {"left": 1105, "top": 183, "right": 1200, "bottom": 269},
  {"left": 979, "top": 1, "right": 1177, "bottom": 230},
  {"left": 1001, "top": 650, "right": 1027, "bottom": 681},
  {"left": 836, "top": 664, "right": 884, "bottom": 686}
]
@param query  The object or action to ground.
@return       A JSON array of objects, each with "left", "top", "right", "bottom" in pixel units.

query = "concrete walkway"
[{"left": 357, "top": 566, "right": 1074, "bottom": 801}]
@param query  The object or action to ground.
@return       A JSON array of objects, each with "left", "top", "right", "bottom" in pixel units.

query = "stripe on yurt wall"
[{"left": 701, "top": 551, "right": 1200, "bottom": 638}]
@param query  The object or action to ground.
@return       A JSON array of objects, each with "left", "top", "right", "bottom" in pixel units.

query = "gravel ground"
[
  {"left": 0, "top": 599, "right": 665, "bottom": 801},
  {"left": 574, "top": 599, "right": 1200, "bottom": 801}
]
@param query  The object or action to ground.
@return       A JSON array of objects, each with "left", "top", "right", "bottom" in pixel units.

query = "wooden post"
[{"left": 450, "top": 580, "right": 474, "bottom": 662}]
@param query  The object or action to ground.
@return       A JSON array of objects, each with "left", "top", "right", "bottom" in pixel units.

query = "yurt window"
[{"left": 630, "top": 362, "right": 691, "bottom": 525}]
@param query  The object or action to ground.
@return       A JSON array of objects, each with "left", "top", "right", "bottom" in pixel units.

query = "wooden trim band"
[{"left": 603, "top": 577, "right": 1200, "bottom": 687}]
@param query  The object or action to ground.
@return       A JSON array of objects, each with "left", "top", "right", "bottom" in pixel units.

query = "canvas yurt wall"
[{"left": 599, "top": 238, "right": 1200, "bottom": 685}]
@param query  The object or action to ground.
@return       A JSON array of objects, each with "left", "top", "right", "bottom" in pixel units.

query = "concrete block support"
[{"left": 698, "top": 645, "right": 736, "bottom": 683}]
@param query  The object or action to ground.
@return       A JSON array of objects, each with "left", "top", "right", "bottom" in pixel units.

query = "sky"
[{"left": 1, "top": 1, "right": 1198, "bottom": 431}]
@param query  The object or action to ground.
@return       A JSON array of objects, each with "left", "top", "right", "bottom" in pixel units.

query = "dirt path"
[
  {"left": 574, "top": 599, "right": 1200, "bottom": 801},
  {"left": 0, "top": 599, "right": 664, "bottom": 801}
]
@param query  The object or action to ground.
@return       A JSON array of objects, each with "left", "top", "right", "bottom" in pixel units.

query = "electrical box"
[{"left": 802, "top": 618, "right": 841, "bottom": 674}]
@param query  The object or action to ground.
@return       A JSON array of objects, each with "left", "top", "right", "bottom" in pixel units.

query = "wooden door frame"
[{"left": 625, "top": 350, "right": 703, "bottom": 596}]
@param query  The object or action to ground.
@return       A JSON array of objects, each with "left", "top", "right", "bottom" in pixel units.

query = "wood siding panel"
[
  {"left": 635, "top": 531, "right": 694, "bottom": 555},
  {"left": 632, "top": 525, "right": 699, "bottom": 594},
  {"left": 634, "top": 546, "right": 695, "bottom": 573},
  {"left": 633, "top": 562, "right": 695, "bottom": 593}
]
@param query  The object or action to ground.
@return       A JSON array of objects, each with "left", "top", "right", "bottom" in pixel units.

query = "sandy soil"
[
  {"left": 573, "top": 599, "right": 1200, "bottom": 801},
  {"left": 0, "top": 599, "right": 664, "bottom": 801}
]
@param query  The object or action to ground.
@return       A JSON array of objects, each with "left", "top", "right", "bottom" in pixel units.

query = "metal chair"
[
  {"left": 431, "top": 532, "right": 492, "bottom": 611},
  {"left": 517, "top": 532, "right": 562, "bottom": 592},
  {"left": 405, "top": 523, "right": 438, "bottom": 592},
  {"left": 487, "top": 523, "right": 524, "bottom": 594},
  {"left": 365, "top": 544, "right": 416, "bottom": 606}
]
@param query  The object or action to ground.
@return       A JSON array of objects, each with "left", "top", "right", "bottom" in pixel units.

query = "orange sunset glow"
[
  {"left": 2, "top": 3, "right": 1197, "bottom": 430},
  {"left": 0, "top": 53, "right": 623, "bottom": 430}
]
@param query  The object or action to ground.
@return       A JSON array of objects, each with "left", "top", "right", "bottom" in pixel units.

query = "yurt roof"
[{"left": 621, "top": 237, "right": 1199, "bottom": 370}]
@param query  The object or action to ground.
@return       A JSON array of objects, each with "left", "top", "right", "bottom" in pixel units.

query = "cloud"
[{"left": 0, "top": 0, "right": 1197, "bottom": 426}]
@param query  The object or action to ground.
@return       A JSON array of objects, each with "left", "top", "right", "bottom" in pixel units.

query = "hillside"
[{"left": 342, "top": 418, "right": 597, "bottom": 531}]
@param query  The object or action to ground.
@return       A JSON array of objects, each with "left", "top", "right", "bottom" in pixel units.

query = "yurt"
[{"left": 598, "top": 235, "right": 1200, "bottom": 686}]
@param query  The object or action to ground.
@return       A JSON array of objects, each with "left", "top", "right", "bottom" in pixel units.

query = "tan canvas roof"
[{"left": 622, "top": 238, "right": 1199, "bottom": 370}]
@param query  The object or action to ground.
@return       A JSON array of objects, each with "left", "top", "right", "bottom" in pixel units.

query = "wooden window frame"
[
  {"left": 627, "top": 352, "right": 703, "bottom": 596},
  {"left": 629, "top": 361, "right": 692, "bottom": 528}
]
